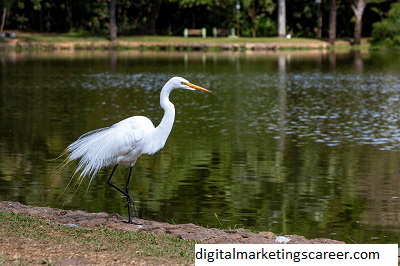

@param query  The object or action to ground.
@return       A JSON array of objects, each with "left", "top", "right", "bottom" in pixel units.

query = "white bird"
[{"left": 65, "top": 77, "right": 211, "bottom": 223}]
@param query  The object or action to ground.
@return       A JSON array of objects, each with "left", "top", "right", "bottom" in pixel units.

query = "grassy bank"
[
  {"left": 0, "top": 31, "right": 371, "bottom": 52},
  {"left": 14, "top": 32, "right": 322, "bottom": 44},
  {"left": 0, "top": 212, "right": 197, "bottom": 265}
]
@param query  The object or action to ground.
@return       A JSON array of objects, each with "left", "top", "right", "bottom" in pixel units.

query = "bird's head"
[{"left": 168, "top": 77, "right": 211, "bottom": 93}]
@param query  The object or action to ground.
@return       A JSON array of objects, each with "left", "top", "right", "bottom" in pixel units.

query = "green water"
[{"left": 0, "top": 50, "right": 399, "bottom": 244}]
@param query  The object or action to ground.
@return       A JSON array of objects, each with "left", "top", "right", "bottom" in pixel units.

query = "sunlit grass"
[
  {"left": 14, "top": 32, "right": 327, "bottom": 44},
  {"left": 328, "top": 38, "right": 370, "bottom": 50},
  {"left": 0, "top": 32, "right": 374, "bottom": 51},
  {"left": 118, "top": 35, "right": 327, "bottom": 44}
]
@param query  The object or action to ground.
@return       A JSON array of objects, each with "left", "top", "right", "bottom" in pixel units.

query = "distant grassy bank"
[{"left": 0, "top": 31, "right": 370, "bottom": 51}]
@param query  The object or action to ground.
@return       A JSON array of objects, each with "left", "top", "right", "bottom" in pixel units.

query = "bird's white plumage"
[
  {"left": 66, "top": 77, "right": 210, "bottom": 183},
  {"left": 68, "top": 116, "right": 155, "bottom": 179}
]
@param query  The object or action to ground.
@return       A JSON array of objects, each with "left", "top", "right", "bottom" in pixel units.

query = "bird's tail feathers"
[
  {"left": 46, "top": 147, "right": 70, "bottom": 162},
  {"left": 56, "top": 156, "right": 97, "bottom": 205},
  {"left": 61, "top": 171, "right": 85, "bottom": 209},
  {"left": 55, "top": 125, "right": 121, "bottom": 206},
  {"left": 52, "top": 154, "right": 74, "bottom": 175},
  {"left": 67, "top": 125, "right": 117, "bottom": 183},
  {"left": 55, "top": 161, "right": 80, "bottom": 202}
]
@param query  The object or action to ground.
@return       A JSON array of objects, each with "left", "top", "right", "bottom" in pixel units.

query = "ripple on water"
[{"left": 67, "top": 70, "right": 400, "bottom": 151}]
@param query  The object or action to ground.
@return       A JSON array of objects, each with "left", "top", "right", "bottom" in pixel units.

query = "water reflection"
[
  {"left": 329, "top": 51, "right": 336, "bottom": 70},
  {"left": 0, "top": 50, "right": 399, "bottom": 245},
  {"left": 354, "top": 50, "right": 363, "bottom": 72},
  {"left": 110, "top": 51, "right": 117, "bottom": 71}
]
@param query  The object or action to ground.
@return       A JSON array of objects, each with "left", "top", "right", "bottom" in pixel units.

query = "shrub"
[{"left": 370, "top": 2, "right": 400, "bottom": 48}]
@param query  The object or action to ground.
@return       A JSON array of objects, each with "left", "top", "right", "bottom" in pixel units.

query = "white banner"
[{"left": 195, "top": 244, "right": 398, "bottom": 265}]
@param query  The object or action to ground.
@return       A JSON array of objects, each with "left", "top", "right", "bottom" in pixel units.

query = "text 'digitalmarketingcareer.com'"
[{"left": 195, "top": 244, "right": 398, "bottom": 265}]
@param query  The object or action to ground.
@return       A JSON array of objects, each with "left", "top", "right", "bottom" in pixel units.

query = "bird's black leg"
[
  {"left": 126, "top": 166, "right": 139, "bottom": 221},
  {"left": 107, "top": 164, "right": 139, "bottom": 224}
]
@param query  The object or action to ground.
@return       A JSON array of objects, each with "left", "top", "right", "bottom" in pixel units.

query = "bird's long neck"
[{"left": 155, "top": 85, "right": 175, "bottom": 138}]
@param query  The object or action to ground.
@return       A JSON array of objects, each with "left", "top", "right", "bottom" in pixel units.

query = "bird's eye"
[{"left": 181, "top": 82, "right": 186, "bottom": 85}]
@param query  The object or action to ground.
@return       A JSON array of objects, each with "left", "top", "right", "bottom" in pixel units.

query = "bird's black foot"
[{"left": 125, "top": 195, "right": 139, "bottom": 224}]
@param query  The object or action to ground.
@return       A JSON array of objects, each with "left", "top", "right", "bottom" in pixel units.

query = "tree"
[
  {"left": 351, "top": 0, "right": 366, "bottom": 45},
  {"left": 350, "top": 0, "right": 389, "bottom": 45},
  {"left": 65, "top": 0, "right": 73, "bottom": 31},
  {"left": 278, "top": 0, "right": 285, "bottom": 37},
  {"left": 149, "top": 0, "right": 162, "bottom": 35},
  {"left": 169, "top": 0, "right": 238, "bottom": 36},
  {"left": 0, "top": 6, "right": 5, "bottom": 33},
  {"left": 243, "top": 0, "right": 275, "bottom": 38},
  {"left": 109, "top": 0, "right": 117, "bottom": 42},
  {"left": 329, "top": 0, "right": 337, "bottom": 44},
  {"left": 317, "top": 0, "right": 322, "bottom": 38},
  {"left": 0, "top": 0, "right": 16, "bottom": 33},
  {"left": 288, "top": 0, "right": 320, "bottom": 38},
  {"left": 0, "top": 0, "right": 394, "bottom": 38},
  {"left": 370, "top": 1, "right": 400, "bottom": 48}
]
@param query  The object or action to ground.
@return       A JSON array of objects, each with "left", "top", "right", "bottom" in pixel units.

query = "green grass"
[
  {"left": 1, "top": 32, "right": 377, "bottom": 51},
  {"left": 327, "top": 38, "right": 371, "bottom": 51},
  {"left": 13, "top": 32, "right": 326, "bottom": 44},
  {"left": 0, "top": 212, "right": 199, "bottom": 265},
  {"left": 118, "top": 35, "right": 327, "bottom": 44}
]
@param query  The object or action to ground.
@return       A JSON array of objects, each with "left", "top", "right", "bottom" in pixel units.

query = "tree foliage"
[
  {"left": 0, "top": 0, "right": 396, "bottom": 39},
  {"left": 242, "top": 0, "right": 275, "bottom": 37},
  {"left": 371, "top": 1, "right": 400, "bottom": 48}
]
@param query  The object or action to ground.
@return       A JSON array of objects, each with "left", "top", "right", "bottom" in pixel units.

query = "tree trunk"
[
  {"left": 353, "top": 15, "right": 362, "bottom": 45},
  {"left": 149, "top": 0, "right": 162, "bottom": 35},
  {"left": 191, "top": 11, "right": 195, "bottom": 29},
  {"left": 351, "top": 0, "right": 366, "bottom": 45},
  {"left": 66, "top": 0, "right": 73, "bottom": 31},
  {"left": 0, "top": 8, "right": 6, "bottom": 33},
  {"left": 172, "top": 18, "right": 189, "bottom": 35},
  {"left": 167, "top": 18, "right": 172, "bottom": 36},
  {"left": 317, "top": 3, "right": 322, "bottom": 39},
  {"left": 329, "top": 0, "right": 337, "bottom": 45},
  {"left": 109, "top": 0, "right": 117, "bottom": 43},
  {"left": 40, "top": 8, "right": 43, "bottom": 32},
  {"left": 278, "top": 0, "right": 286, "bottom": 37}
]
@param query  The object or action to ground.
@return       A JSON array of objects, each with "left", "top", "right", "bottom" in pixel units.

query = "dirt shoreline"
[
  {"left": 0, "top": 201, "right": 342, "bottom": 245},
  {"left": 1, "top": 201, "right": 400, "bottom": 265}
]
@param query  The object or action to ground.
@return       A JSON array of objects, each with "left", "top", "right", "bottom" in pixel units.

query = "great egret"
[{"left": 65, "top": 77, "right": 211, "bottom": 223}]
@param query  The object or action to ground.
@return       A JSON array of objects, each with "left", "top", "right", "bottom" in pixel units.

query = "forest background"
[{"left": 0, "top": 0, "right": 399, "bottom": 47}]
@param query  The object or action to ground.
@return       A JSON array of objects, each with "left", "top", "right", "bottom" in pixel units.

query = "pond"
[{"left": 0, "top": 49, "right": 399, "bottom": 244}]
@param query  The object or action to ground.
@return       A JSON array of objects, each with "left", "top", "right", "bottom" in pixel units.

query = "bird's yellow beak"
[{"left": 184, "top": 82, "right": 212, "bottom": 93}]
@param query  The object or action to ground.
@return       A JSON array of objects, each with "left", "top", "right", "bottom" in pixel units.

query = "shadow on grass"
[{"left": 20, "top": 32, "right": 110, "bottom": 43}]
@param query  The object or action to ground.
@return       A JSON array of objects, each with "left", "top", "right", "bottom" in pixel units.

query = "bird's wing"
[{"left": 68, "top": 116, "right": 154, "bottom": 180}]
